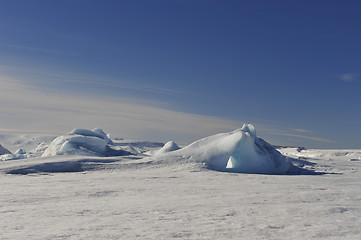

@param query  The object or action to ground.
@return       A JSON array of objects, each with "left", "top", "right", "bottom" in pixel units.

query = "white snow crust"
[{"left": 1, "top": 144, "right": 361, "bottom": 239}]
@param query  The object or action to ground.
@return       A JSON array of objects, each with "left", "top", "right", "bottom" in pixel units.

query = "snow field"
[
  {"left": 1, "top": 126, "right": 361, "bottom": 239},
  {"left": 1, "top": 158, "right": 361, "bottom": 239}
]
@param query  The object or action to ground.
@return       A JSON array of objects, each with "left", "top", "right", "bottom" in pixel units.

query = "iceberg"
[
  {"left": 156, "top": 124, "right": 291, "bottom": 174},
  {"left": 42, "top": 128, "right": 130, "bottom": 157},
  {"left": 0, "top": 146, "right": 28, "bottom": 161},
  {"left": 69, "top": 128, "right": 113, "bottom": 144},
  {"left": 153, "top": 141, "right": 180, "bottom": 156},
  {"left": 224, "top": 125, "right": 290, "bottom": 174},
  {"left": 15, "top": 148, "right": 27, "bottom": 155}
]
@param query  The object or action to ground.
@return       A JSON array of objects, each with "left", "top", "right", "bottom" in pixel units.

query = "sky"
[{"left": 0, "top": 0, "right": 360, "bottom": 148}]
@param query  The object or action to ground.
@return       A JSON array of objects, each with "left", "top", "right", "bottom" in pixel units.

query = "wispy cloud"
[
  {"left": 289, "top": 128, "right": 311, "bottom": 133},
  {"left": 270, "top": 132, "right": 334, "bottom": 143},
  {"left": 0, "top": 76, "right": 239, "bottom": 143},
  {"left": 0, "top": 43, "right": 77, "bottom": 56},
  {"left": 340, "top": 73, "right": 358, "bottom": 82},
  {"left": 0, "top": 64, "right": 196, "bottom": 97}
]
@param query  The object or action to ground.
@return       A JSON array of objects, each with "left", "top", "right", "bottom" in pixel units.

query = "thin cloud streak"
[
  {"left": 270, "top": 132, "right": 334, "bottom": 143},
  {"left": 0, "top": 76, "right": 240, "bottom": 143},
  {"left": 290, "top": 128, "right": 311, "bottom": 133},
  {"left": 340, "top": 73, "right": 358, "bottom": 82},
  {"left": 0, "top": 64, "right": 197, "bottom": 97},
  {"left": 0, "top": 43, "right": 78, "bottom": 56}
]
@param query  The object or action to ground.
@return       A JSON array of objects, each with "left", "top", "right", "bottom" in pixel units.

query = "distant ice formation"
[
  {"left": 155, "top": 124, "right": 291, "bottom": 174},
  {"left": 4, "top": 125, "right": 292, "bottom": 174},
  {"left": 0, "top": 144, "right": 11, "bottom": 155},
  {"left": 42, "top": 128, "right": 131, "bottom": 157},
  {"left": 0, "top": 146, "right": 28, "bottom": 161},
  {"left": 14, "top": 148, "right": 26, "bottom": 155},
  {"left": 153, "top": 141, "right": 180, "bottom": 156}
]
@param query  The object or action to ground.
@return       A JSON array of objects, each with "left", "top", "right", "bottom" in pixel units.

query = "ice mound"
[
  {"left": 154, "top": 141, "right": 180, "bottom": 156},
  {"left": 69, "top": 128, "right": 113, "bottom": 144},
  {"left": 15, "top": 148, "right": 26, "bottom": 155},
  {"left": 0, "top": 146, "right": 29, "bottom": 161},
  {"left": 0, "top": 144, "right": 11, "bottom": 155},
  {"left": 42, "top": 128, "right": 131, "bottom": 157},
  {"left": 35, "top": 142, "right": 49, "bottom": 153},
  {"left": 159, "top": 124, "right": 291, "bottom": 174}
]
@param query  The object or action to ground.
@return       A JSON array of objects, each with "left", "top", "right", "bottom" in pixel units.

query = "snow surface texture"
[
  {"left": 42, "top": 128, "right": 130, "bottom": 157},
  {"left": 1, "top": 143, "right": 361, "bottom": 239}
]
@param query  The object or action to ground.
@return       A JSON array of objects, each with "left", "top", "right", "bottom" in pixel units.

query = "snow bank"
[
  {"left": 157, "top": 124, "right": 291, "bottom": 174},
  {"left": 42, "top": 128, "right": 130, "bottom": 157}
]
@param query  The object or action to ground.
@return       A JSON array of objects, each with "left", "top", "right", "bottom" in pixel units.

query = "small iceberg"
[
  {"left": 42, "top": 128, "right": 131, "bottom": 157},
  {"left": 153, "top": 141, "right": 180, "bottom": 156}
]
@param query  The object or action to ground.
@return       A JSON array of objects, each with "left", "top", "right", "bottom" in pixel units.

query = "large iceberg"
[
  {"left": 155, "top": 124, "right": 291, "bottom": 174},
  {"left": 42, "top": 128, "right": 131, "bottom": 157}
]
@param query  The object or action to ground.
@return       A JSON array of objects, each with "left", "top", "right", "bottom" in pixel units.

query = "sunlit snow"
[{"left": 1, "top": 125, "right": 361, "bottom": 239}]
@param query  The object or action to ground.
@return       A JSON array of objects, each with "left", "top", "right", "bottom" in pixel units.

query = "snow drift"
[
  {"left": 42, "top": 128, "right": 131, "bottom": 157},
  {"left": 154, "top": 124, "right": 291, "bottom": 174}
]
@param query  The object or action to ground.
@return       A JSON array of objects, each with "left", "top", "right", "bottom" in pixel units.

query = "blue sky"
[{"left": 0, "top": 0, "right": 360, "bottom": 148}]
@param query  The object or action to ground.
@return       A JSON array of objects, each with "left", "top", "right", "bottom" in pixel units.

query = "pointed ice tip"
[
  {"left": 92, "top": 128, "right": 106, "bottom": 135},
  {"left": 240, "top": 123, "right": 256, "bottom": 137}
]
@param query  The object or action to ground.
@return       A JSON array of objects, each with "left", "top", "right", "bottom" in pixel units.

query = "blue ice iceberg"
[
  {"left": 163, "top": 124, "right": 291, "bottom": 174},
  {"left": 225, "top": 124, "right": 290, "bottom": 174}
]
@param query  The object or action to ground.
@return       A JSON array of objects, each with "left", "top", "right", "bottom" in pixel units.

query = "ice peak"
[{"left": 240, "top": 123, "right": 256, "bottom": 138}]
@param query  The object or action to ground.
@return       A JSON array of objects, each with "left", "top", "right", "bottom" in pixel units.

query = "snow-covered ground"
[{"left": 1, "top": 128, "right": 361, "bottom": 239}]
